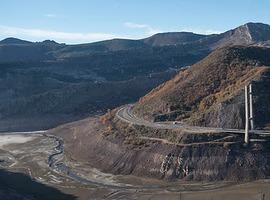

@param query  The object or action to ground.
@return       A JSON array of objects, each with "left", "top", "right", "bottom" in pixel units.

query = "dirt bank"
[{"left": 50, "top": 113, "right": 270, "bottom": 182}]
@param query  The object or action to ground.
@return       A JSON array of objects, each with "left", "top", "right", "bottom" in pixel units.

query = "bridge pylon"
[
  {"left": 244, "top": 82, "right": 255, "bottom": 144},
  {"left": 245, "top": 85, "right": 249, "bottom": 144}
]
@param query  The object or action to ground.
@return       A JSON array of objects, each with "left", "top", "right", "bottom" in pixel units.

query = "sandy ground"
[{"left": 0, "top": 134, "right": 36, "bottom": 148}]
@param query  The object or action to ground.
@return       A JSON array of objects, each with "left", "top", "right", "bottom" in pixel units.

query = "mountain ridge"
[
  {"left": 1, "top": 22, "right": 270, "bottom": 131},
  {"left": 0, "top": 37, "right": 33, "bottom": 45},
  {"left": 1, "top": 22, "right": 270, "bottom": 48}
]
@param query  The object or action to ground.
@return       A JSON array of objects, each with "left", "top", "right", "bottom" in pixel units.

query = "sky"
[{"left": 1, "top": 0, "right": 270, "bottom": 44}]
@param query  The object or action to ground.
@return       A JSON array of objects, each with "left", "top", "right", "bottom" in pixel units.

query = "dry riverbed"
[{"left": 0, "top": 131, "right": 270, "bottom": 200}]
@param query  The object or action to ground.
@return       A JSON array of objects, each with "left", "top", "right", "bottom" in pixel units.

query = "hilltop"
[{"left": 134, "top": 46, "right": 270, "bottom": 129}]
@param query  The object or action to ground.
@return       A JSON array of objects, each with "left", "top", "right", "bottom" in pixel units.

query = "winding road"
[
  {"left": 116, "top": 104, "right": 270, "bottom": 135},
  {"left": 1, "top": 105, "right": 269, "bottom": 189}
]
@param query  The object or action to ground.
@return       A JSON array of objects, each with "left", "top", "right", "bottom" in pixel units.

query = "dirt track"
[{"left": 116, "top": 104, "right": 270, "bottom": 135}]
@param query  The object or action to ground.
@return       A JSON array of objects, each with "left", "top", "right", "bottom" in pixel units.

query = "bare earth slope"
[
  {"left": 50, "top": 113, "right": 270, "bottom": 182},
  {"left": 134, "top": 46, "right": 270, "bottom": 129},
  {"left": 47, "top": 46, "right": 270, "bottom": 182}
]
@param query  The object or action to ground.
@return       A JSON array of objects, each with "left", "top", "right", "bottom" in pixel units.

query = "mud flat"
[
  {"left": 0, "top": 131, "right": 227, "bottom": 199},
  {"left": 0, "top": 134, "right": 35, "bottom": 148}
]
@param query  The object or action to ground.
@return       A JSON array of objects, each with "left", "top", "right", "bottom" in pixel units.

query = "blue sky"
[{"left": 1, "top": 0, "right": 270, "bottom": 44}]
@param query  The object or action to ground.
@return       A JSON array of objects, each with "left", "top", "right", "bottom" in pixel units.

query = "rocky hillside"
[
  {"left": 209, "top": 22, "right": 270, "bottom": 48},
  {"left": 134, "top": 46, "right": 270, "bottom": 129},
  {"left": 1, "top": 22, "right": 270, "bottom": 131}
]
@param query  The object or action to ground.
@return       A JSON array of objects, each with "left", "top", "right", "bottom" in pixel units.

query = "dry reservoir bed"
[{"left": 0, "top": 132, "right": 270, "bottom": 200}]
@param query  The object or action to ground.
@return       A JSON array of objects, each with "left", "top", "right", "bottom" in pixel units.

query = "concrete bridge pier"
[{"left": 245, "top": 85, "right": 249, "bottom": 144}]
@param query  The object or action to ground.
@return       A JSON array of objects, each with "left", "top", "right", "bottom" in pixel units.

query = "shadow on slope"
[{"left": 0, "top": 169, "right": 77, "bottom": 200}]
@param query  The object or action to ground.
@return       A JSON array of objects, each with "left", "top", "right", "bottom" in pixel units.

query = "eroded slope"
[{"left": 134, "top": 46, "right": 270, "bottom": 129}]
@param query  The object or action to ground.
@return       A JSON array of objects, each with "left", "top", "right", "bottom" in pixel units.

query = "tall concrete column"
[
  {"left": 245, "top": 85, "right": 249, "bottom": 144},
  {"left": 249, "top": 83, "right": 254, "bottom": 130}
]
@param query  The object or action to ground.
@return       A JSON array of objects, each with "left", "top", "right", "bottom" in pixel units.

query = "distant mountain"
[
  {"left": 141, "top": 23, "right": 270, "bottom": 47},
  {"left": 208, "top": 22, "right": 270, "bottom": 48},
  {"left": 134, "top": 46, "right": 270, "bottom": 129},
  {"left": 142, "top": 32, "right": 208, "bottom": 46},
  {"left": 1, "top": 22, "right": 270, "bottom": 62},
  {"left": 0, "top": 37, "right": 33, "bottom": 45},
  {"left": 0, "top": 22, "right": 270, "bottom": 131},
  {"left": 243, "top": 22, "right": 270, "bottom": 41},
  {"left": 40, "top": 40, "right": 62, "bottom": 45},
  {"left": 52, "top": 39, "right": 148, "bottom": 59}
]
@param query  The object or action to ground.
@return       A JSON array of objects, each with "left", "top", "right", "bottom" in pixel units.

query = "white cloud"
[
  {"left": 124, "top": 22, "right": 149, "bottom": 29},
  {"left": 124, "top": 22, "right": 162, "bottom": 36},
  {"left": 44, "top": 14, "right": 57, "bottom": 18},
  {"left": 0, "top": 25, "right": 116, "bottom": 44},
  {"left": 180, "top": 28, "right": 222, "bottom": 35}
]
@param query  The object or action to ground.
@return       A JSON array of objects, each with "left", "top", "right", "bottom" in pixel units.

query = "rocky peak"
[
  {"left": 41, "top": 40, "right": 60, "bottom": 45},
  {"left": 244, "top": 22, "right": 270, "bottom": 42}
]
